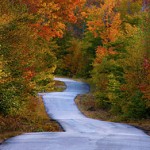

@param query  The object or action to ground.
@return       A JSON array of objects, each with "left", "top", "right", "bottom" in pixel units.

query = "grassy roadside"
[
  {"left": 75, "top": 93, "right": 150, "bottom": 136},
  {"left": 0, "top": 80, "right": 65, "bottom": 143}
]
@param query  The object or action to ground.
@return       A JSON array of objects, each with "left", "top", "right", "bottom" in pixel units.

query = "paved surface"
[{"left": 0, "top": 78, "right": 150, "bottom": 150}]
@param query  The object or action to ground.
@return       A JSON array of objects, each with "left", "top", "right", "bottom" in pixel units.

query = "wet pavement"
[{"left": 0, "top": 78, "right": 150, "bottom": 150}]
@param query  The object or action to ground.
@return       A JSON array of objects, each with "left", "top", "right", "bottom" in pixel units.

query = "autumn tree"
[
  {"left": 85, "top": 0, "right": 150, "bottom": 119},
  {"left": 86, "top": 0, "right": 125, "bottom": 112},
  {"left": 19, "top": 0, "right": 86, "bottom": 40},
  {"left": 0, "top": 0, "right": 56, "bottom": 115}
]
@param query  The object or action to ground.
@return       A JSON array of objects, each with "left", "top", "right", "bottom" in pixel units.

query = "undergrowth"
[{"left": 0, "top": 80, "right": 65, "bottom": 143}]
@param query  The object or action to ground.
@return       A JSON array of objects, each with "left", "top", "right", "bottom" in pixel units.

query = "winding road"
[{"left": 0, "top": 78, "right": 150, "bottom": 150}]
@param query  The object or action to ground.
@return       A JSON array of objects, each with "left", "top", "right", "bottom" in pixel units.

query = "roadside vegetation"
[
  {"left": 0, "top": 96, "right": 61, "bottom": 143},
  {"left": 0, "top": 80, "right": 65, "bottom": 143}
]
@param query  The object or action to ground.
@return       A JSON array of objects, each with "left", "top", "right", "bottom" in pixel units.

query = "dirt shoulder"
[{"left": 75, "top": 94, "right": 150, "bottom": 136}]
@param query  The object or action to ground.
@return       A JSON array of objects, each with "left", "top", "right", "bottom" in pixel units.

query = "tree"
[
  {"left": 20, "top": 0, "right": 86, "bottom": 40},
  {"left": 86, "top": 0, "right": 150, "bottom": 119}
]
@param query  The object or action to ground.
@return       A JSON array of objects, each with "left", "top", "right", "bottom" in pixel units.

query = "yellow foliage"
[{"left": 87, "top": 0, "right": 122, "bottom": 44}]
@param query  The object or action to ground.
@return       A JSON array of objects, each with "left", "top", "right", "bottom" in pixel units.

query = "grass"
[
  {"left": 75, "top": 93, "right": 150, "bottom": 136},
  {"left": 0, "top": 80, "right": 65, "bottom": 143}
]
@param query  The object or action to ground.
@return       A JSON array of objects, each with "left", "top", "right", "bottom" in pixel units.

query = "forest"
[{"left": 0, "top": 0, "right": 150, "bottom": 136}]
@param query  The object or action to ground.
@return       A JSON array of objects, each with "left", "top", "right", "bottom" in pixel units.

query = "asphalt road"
[{"left": 0, "top": 78, "right": 150, "bottom": 150}]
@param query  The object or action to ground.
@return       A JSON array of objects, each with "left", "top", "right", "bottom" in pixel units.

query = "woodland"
[{"left": 0, "top": 0, "right": 150, "bottom": 134}]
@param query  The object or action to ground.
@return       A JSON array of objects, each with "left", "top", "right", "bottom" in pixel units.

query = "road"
[{"left": 0, "top": 78, "right": 150, "bottom": 150}]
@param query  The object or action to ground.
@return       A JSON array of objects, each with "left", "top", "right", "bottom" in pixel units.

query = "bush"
[{"left": 122, "top": 90, "right": 147, "bottom": 119}]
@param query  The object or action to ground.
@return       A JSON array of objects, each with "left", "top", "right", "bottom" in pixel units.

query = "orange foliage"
[
  {"left": 95, "top": 46, "right": 107, "bottom": 63},
  {"left": 95, "top": 46, "right": 117, "bottom": 63},
  {"left": 87, "top": 0, "right": 122, "bottom": 44},
  {"left": 21, "top": 0, "right": 85, "bottom": 40},
  {"left": 87, "top": 0, "right": 121, "bottom": 65},
  {"left": 23, "top": 70, "right": 35, "bottom": 81}
]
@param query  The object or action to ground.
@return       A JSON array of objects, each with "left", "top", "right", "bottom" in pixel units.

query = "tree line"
[{"left": 0, "top": 0, "right": 150, "bottom": 120}]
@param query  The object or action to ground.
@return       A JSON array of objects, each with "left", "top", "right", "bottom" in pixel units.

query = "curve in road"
[{"left": 0, "top": 78, "right": 150, "bottom": 150}]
